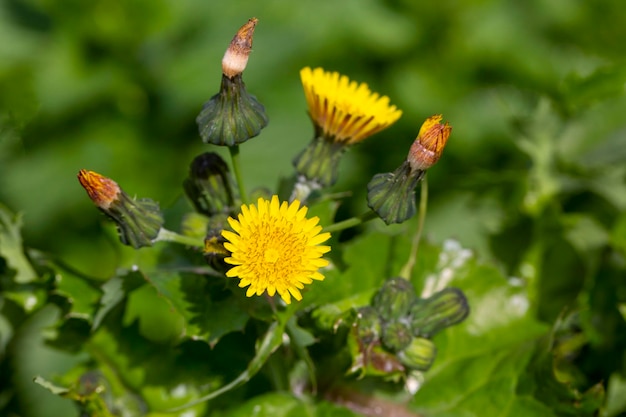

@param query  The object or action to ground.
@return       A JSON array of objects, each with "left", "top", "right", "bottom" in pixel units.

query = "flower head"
[
  {"left": 78, "top": 170, "right": 163, "bottom": 249},
  {"left": 221, "top": 196, "right": 331, "bottom": 304},
  {"left": 77, "top": 169, "right": 121, "bottom": 210},
  {"left": 300, "top": 67, "right": 402, "bottom": 145},
  {"left": 367, "top": 115, "right": 452, "bottom": 225},
  {"left": 196, "top": 18, "right": 268, "bottom": 146},
  {"left": 222, "top": 18, "right": 257, "bottom": 78},
  {"left": 293, "top": 68, "right": 401, "bottom": 189},
  {"left": 407, "top": 114, "right": 451, "bottom": 171}
]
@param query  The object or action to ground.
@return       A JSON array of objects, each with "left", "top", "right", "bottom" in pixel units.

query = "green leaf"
[
  {"left": 219, "top": 392, "right": 307, "bottom": 417},
  {"left": 92, "top": 271, "right": 145, "bottom": 331},
  {"left": 405, "top": 239, "right": 609, "bottom": 416},
  {"left": 140, "top": 270, "right": 249, "bottom": 346},
  {"left": 51, "top": 268, "right": 102, "bottom": 323},
  {"left": 306, "top": 224, "right": 414, "bottom": 308},
  {"left": 0, "top": 204, "right": 37, "bottom": 284},
  {"left": 165, "top": 319, "right": 286, "bottom": 413},
  {"left": 605, "top": 373, "right": 626, "bottom": 417}
]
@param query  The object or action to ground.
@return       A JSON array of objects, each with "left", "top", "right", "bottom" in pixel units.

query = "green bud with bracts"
[
  {"left": 381, "top": 321, "right": 413, "bottom": 352},
  {"left": 203, "top": 213, "right": 231, "bottom": 272},
  {"left": 183, "top": 152, "right": 240, "bottom": 217},
  {"left": 367, "top": 161, "right": 424, "bottom": 225},
  {"left": 410, "top": 287, "right": 469, "bottom": 337},
  {"left": 367, "top": 115, "right": 451, "bottom": 225},
  {"left": 397, "top": 337, "right": 437, "bottom": 371},
  {"left": 77, "top": 170, "right": 163, "bottom": 249},
  {"left": 355, "top": 306, "right": 383, "bottom": 345},
  {"left": 372, "top": 277, "right": 418, "bottom": 322}
]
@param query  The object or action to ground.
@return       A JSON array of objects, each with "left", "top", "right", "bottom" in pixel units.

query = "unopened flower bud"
[
  {"left": 381, "top": 321, "right": 412, "bottom": 352},
  {"left": 372, "top": 277, "right": 418, "bottom": 322},
  {"left": 355, "top": 306, "right": 382, "bottom": 345},
  {"left": 78, "top": 170, "right": 163, "bottom": 249},
  {"left": 196, "top": 18, "right": 268, "bottom": 146},
  {"left": 183, "top": 152, "right": 239, "bottom": 217},
  {"left": 222, "top": 18, "right": 257, "bottom": 78},
  {"left": 77, "top": 169, "right": 120, "bottom": 210},
  {"left": 397, "top": 337, "right": 437, "bottom": 371},
  {"left": 367, "top": 115, "right": 451, "bottom": 225},
  {"left": 203, "top": 213, "right": 231, "bottom": 271},
  {"left": 407, "top": 115, "right": 451, "bottom": 171},
  {"left": 410, "top": 287, "right": 469, "bottom": 337}
]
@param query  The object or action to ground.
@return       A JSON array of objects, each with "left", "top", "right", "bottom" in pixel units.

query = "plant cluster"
[{"left": 2, "top": 14, "right": 626, "bottom": 417}]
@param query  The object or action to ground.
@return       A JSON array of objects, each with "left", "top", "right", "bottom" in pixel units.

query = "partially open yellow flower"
[
  {"left": 221, "top": 196, "right": 331, "bottom": 304},
  {"left": 77, "top": 169, "right": 121, "bottom": 210},
  {"left": 300, "top": 67, "right": 402, "bottom": 145},
  {"left": 407, "top": 115, "right": 451, "bottom": 171}
]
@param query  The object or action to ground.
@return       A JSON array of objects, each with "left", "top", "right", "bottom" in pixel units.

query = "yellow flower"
[
  {"left": 221, "top": 196, "right": 331, "bottom": 304},
  {"left": 300, "top": 67, "right": 402, "bottom": 144}
]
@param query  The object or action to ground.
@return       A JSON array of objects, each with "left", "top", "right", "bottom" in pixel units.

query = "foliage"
[{"left": 2, "top": 1, "right": 626, "bottom": 416}]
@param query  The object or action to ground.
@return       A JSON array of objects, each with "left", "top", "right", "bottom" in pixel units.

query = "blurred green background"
[{"left": 2, "top": 0, "right": 626, "bottom": 415}]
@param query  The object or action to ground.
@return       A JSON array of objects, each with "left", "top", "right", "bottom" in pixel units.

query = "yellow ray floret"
[
  {"left": 222, "top": 195, "right": 331, "bottom": 304},
  {"left": 300, "top": 67, "right": 402, "bottom": 145}
]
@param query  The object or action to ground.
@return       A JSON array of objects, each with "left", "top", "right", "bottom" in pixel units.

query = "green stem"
[
  {"left": 322, "top": 210, "right": 378, "bottom": 234},
  {"left": 400, "top": 176, "right": 428, "bottom": 279},
  {"left": 229, "top": 145, "right": 248, "bottom": 205},
  {"left": 153, "top": 228, "right": 204, "bottom": 248}
]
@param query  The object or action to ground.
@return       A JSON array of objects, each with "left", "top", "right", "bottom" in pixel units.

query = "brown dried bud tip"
[
  {"left": 407, "top": 115, "right": 451, "bottom": 171},
  {"left": 222, "top": 18, "right": 258, "bottom": 78},
  {"left": 77, "top": 169, "right": 121, "bottom": 210}
]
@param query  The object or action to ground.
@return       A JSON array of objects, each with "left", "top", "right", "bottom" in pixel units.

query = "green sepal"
[
  {"left": 183, "top": 152, "right": 240, "bottom": 216},
  {"left": 203, "top": 213, "right": 231, "bottom": 272},
  {"left": 196, "top": 74, "right": 268, "bottom": 146},
  {"left": 372, "top": 277, "right": 418, "bottom": 322},
  {"left": 397, "top": 337, "right": 437, "bottom": 371},
  {"left": 293, "top": 134, "right": 346, "bottom": 187},
  {"left": 367, "top": 161, "right": 425, "bottom": 225},
  {"left": 381, "top": 321, "right": 412, "bottom": 352},
  {"left": 355, "top": 306, "right": 382, "bottom": 345},
  {"left": 410, "top": 287, "right": 470, "bottom": 337},
  {"left": 104, "top": 193, "right": 163, "bottom": 249}
]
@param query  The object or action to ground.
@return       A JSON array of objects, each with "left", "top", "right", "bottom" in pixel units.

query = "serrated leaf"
[
  {"left": 165, "top": 320, "right": 286, "bottom": 413},
  {"left": 405, "top": 238, "right": 607, "bottom": 416},
  {"left": 141, "top": 270, "right": 248, "bottom": 345},
  {"left": 52, "top": 268, "right": 102, "bottom": 323},
  {"left": 92, "top": 271, "right": 145, "bottom": 330}
]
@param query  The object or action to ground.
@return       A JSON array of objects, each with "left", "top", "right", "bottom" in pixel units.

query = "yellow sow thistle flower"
[
  {"left": 294, "top": 67, "right": 402, "bottom": 188},
  {"left": 300, "top": 67, "right": 402, "bottom": 145},
  {"left": 221, "top": 196, "right": 331, "bottom": 304}
]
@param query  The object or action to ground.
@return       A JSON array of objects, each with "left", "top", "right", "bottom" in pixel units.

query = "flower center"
[{"left": 264, "top": 247, "right": 280, "bottom": 263}]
